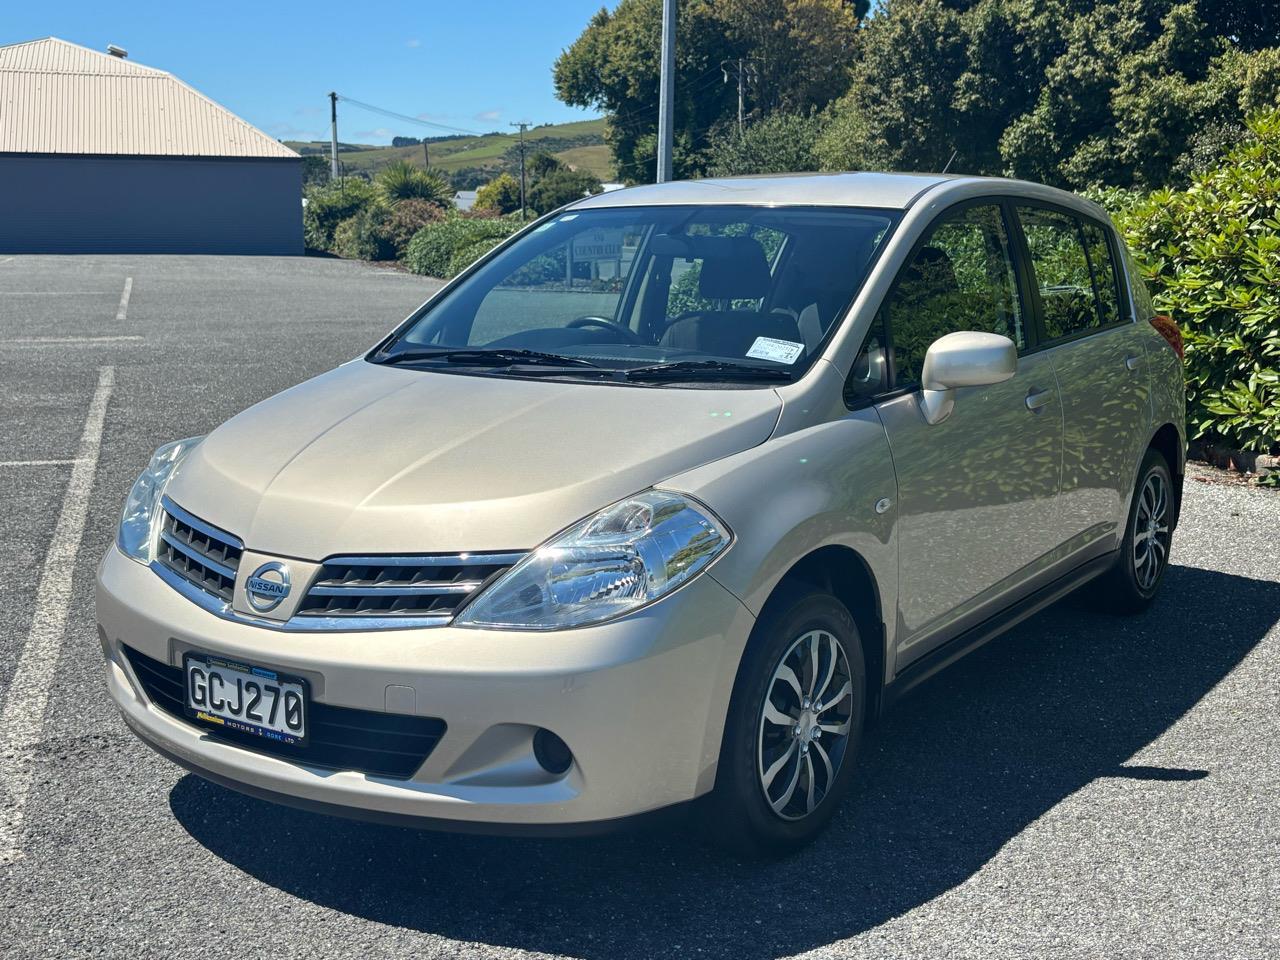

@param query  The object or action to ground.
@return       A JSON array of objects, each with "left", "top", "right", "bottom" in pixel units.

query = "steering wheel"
[{"left": 566, "top": 316, "right": 646, "bottom": 345}]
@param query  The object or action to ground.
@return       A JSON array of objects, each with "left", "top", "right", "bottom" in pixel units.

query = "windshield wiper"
[
  {"left": 377, "top": 348, "right": 602, "bottom": 369},
  {"left": 624, "top": 359, "right": 793, "bottom": 382}
]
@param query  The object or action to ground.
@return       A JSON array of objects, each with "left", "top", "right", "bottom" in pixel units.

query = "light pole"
[{"left": 656, "top": 0, "right": 676, "bottom": 183}]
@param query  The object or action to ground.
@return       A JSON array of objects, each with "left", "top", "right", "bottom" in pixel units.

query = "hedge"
[
  {"left": 403, "top": 216, "right": 523, "bottom": 280},
  {"left": 1107, "top": 111, "right": 1280, "bottom": 459}
]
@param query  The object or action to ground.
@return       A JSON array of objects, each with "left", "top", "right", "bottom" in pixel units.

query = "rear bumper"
[{"left": 97, "top": 544, "right": 755, "bottom": 829}]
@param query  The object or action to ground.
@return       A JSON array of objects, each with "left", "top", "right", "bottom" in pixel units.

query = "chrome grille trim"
[
  {"left": 158, "top": 529, "right": 237, "bottom": 580},
  {"left": 147, "top": 498, "right": 526, "bottom": 632},
  {"left": 153, "top": 497, "right": 243, "bottom": 603},
  {"left": 294, "top": 553, "right": 524, "bottom": 621}
]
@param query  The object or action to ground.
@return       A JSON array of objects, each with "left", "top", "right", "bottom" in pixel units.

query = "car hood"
[{"left": 164, "top": 360, "right": 782, "bottom": 558}]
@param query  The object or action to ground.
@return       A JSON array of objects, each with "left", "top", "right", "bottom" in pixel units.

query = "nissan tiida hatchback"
[{"left": 97, "top": 173, "right": 1186, "bottom": 855}]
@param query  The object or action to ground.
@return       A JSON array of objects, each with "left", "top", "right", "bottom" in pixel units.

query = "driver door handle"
[
  {"left": 1025, "top": 388, "right": 1053, "bottom": 413},
  {"left": 1125, "top": 354, "right": 1142, "bottom": 371}
]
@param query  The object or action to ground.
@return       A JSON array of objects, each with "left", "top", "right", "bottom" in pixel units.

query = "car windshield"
[{"left": 374, "top": 204, "right": 899, "bottom": 384}]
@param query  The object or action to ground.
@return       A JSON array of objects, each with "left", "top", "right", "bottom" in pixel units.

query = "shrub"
[
  {"left": 527, "top": 167, "right": 600, "bottom": 215},
  {"left": 1111, "top": 111, "right": 1280, "bottom": 455},
  {"left": 705, "top": 113, "right": 823, "bottom": 176},
  {"left": 375, "top": 160, "right": 455, "bottom": 208},
  {"left": 403, "top": 215, "right": 522, "bottom": 279},
  {"left": 302, "top": 178, "right": 379, "bottom": 252},
  {"left": 332, "top": 203, "right": 395, "bottom": 261},
  {"left": 377, "top": 199, "right": 446, "bottom": 258},
  {"left": 475, "top": 173, "right": 522, "bottom": 214}
]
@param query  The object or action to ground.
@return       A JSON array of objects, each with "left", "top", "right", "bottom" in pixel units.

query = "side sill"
[{"left": 880, "top": 550, "right": 1117, "bottom": 715}]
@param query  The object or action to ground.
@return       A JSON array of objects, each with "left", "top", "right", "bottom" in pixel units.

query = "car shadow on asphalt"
[{"left": 169, "top": 564, "right": 1280, "bottom": 959}]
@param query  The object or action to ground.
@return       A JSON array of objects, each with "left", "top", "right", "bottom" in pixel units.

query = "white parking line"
[
  {"left": 116, "top": 277, "right": 132, "bottom": 321},
  {"left": 0, "top": 336, "right": 144, "bottom": 345},
  {"left": 0, "top": 292, "right": 117, "bottom": 296},
  {"left": 0, "top": 459, "right": 85, "bottom": 467},
  {"left": 0, "top": 366, "right": 114, "bottom": 866}
]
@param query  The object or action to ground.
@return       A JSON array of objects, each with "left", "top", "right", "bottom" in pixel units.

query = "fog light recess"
[{"left": 532, "top": 728, "right": 573, "bottom": 775}]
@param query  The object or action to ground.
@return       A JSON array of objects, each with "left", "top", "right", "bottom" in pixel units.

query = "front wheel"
[
  {"left": 1100, "top": 448, "right": 1175, "bottom": 613},
  {"left": 702, "top": 591, "right": 866, "bottom": 857}
]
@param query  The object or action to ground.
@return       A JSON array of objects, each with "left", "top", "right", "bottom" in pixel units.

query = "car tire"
[
  {"left": 1099, "top": 447, "right": 1175, "bottom": 614},
  {"left": 702, "top": 588, "right": 866, "bottom": 858}
]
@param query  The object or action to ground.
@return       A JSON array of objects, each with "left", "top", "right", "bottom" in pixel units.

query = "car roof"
[
  {"left": 568, "top": 171, "right": 954, "bottom": 211},
  {"left": 567, "top": 172, "right": 1103, "bottom": 218}
]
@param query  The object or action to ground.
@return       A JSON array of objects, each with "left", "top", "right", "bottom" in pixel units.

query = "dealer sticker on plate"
[
  {"left": 745, "top": 336, "right": 804, "bottom": 364},
  {"left": 184, "top": 653, "right": 308, "bottom": 745}
]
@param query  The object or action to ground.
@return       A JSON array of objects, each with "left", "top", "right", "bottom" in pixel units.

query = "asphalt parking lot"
[{"left": 0, "top": 254, "right": 1277, "bottom": 960}]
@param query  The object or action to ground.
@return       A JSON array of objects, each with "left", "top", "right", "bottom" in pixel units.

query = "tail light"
[{"left": 1149, "top": 314, "right": 1183, "bottom": 359}]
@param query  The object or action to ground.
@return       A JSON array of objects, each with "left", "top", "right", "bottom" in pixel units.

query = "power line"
[{"left": 334, "top": 95, "right": 486, "bottom": 137}]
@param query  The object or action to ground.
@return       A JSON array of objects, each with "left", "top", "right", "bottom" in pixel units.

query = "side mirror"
[{"left": 919, "top": 331, "right": 1017, "bottom": 425}]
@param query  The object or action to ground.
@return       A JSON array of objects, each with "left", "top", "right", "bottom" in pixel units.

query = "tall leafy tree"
[{"left": 554, "top": 0, "right": 865, "bottom": 181}]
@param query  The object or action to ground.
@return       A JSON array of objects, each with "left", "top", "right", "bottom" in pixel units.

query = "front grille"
[
  {"left": 155, "top": 500, "right": 242, "bottom": 604},
  {"left": 123, "top": 645, "right": 446, "bottom": 779},
  {"left": 294, "top": 553, "right": 523, "bottom": 621}
]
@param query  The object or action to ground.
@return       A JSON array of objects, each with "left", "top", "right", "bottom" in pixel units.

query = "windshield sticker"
[{"left": 746, "top": 337, "right": 805, "bottom": 365}]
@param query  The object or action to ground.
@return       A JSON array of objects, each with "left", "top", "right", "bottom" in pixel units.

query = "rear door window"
[{"left": 1017, "top": 206, "right": 1125, "bottom": 340}]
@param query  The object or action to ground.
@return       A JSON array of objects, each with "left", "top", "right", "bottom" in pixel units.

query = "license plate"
[{"left": 184, "top": 653, "right": 308, "bottom": 745}]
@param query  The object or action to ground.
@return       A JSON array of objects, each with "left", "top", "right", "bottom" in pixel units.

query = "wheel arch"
[
  {"left": 1147, "top": 422, "right": 1185, "bottom": 527},
  {"left": 762, "top": 545, "right": 888, "bottom": 725}
]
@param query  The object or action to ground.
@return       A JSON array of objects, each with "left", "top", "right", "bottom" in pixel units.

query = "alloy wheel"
[
  {"left": 756, "top": 629, "right": 855, "bottom": 821},
  {"left": 1132, "top": 471, "right": 1171, "bottom": 591}
]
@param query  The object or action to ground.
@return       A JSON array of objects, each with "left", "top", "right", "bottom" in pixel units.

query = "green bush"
[
  {"left": 375, "top": 160, "right": 455, "bottom": 208},
  {"left": 377, "top": 199, "right": 447, "bottom": 258},
  {"left": 332, "top": 203, "right": 396, "bottom": 261},
  {"left": 705, "top": 113, "right": 823, "bottom": 176},
  {"left": 302, "top": 177, "right": 379, "bottom": 252},
  {"left": 527, "top": 167, "right": 600, "bottom": 215},
  {"left": 475, "top": 173, "right": 522, "bottom": 214},
  {"left": 403, "top": 215, "right": 522, "bottom": 279},
  {"left": 1110, "top": 111, "right": 1280, "bottom": 455}
]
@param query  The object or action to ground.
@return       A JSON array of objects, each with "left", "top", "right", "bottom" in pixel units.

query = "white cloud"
[
  {"left": 355, "top": 127, "right": 393, "bottom": 139},
  {"left": 406, "top": 38, "right": 421, "bottom": 48},
  {"left": 474, "top": 109, "right": 502, "bottom": 122}
]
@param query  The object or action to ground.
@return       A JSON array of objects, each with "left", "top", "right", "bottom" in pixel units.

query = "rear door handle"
[
  {"left": 1124, "top": 355, "right": 1141, "bottom": 371},
  {"left": 1025, "top": 388, "right": 1053, "bottom": 412}
]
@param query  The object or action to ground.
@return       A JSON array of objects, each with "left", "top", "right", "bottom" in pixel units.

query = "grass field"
[{"left": 286, "top": 117, "right": 614, "bottom": 181}]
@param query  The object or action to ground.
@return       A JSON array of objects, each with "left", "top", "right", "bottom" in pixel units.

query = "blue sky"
[{"left": 4, "top": 1, "right": 606, "bottom": 144}]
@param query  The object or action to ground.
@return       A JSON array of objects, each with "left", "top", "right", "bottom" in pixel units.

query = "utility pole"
[
  {"left": 423, "top": 140, "right": 430, "bottom": 167},
  {"left": 721, "top": 59, "right": 761, "bottom": 136},
  {"left": 657, "top": 0, "right": 676, "bottom": 183},
  {"left": 328, "top": 91, "right": 339, "bottom": 180},
  {"left": 510, "top": 121, "right": 530, "bottom": 220}
]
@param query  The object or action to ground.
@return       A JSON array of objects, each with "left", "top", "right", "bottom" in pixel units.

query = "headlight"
[
  {"left": 456, "top": 490, "right": 731, "bottom": 630},
  {"left": 117, "top": 437, "right": 204, "bottom": 563}
]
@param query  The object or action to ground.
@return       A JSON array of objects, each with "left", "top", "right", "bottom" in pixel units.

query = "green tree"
[
  {"left": 705, "top": 112, "right": 823, "bottom": 175},
  {"left": 817, "top": 0, "right": 1280, "bottom": 190},
  {"left": 375, "top": 160, "right": 455, "bottom": 207},
  {"left": 475, "top": 173, "right": 523, "bottom": 214},
  {"left": 555, "top": 0, "right": 865, "bottom": 182},
  {"left": 527, "top": 167, "right": 602, "bottom": 215}
]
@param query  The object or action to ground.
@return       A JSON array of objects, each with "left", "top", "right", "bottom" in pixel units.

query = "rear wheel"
[
  {"left": 1100, "top": 448, "right": 1174, "bottom": 613},
  {"left": 703, "top": 590, "right": 866, "bottom": 857}
]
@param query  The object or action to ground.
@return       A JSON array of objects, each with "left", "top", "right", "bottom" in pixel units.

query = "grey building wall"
[{"left": 0, "top": 154, "right": 302, "bottom": 254}]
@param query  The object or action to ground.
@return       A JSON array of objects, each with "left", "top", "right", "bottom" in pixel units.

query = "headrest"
[{"left": 697, "top": 236, "right": 771, "bottom": 300}]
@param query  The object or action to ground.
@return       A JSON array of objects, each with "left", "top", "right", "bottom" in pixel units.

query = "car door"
[
  {"left": 1013, "top": 204, "right": 1151, "bottom": 549},
  {"left": 870, "top": 201, "right": 1063, "bottom": 666}
]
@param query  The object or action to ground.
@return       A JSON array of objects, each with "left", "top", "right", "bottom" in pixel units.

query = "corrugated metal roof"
[{"left": 0, "top": 37, "right": 298, "bottom": 159}]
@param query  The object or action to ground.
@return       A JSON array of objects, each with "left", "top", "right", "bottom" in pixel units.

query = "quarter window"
[
  {"left": 1017, "top": 206, "right": 1124, "bottom": 340},
  {"left": 879, "top": 203, "right": 1025, "bottom": 387}
]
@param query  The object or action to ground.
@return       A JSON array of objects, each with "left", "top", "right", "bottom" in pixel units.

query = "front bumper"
[{"left": 96, "top": 545, "right": 755, "bottom": 828}]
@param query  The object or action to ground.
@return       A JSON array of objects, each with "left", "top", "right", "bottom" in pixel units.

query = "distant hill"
[{"left": 286, "top": 118, "right": 613, "bottom": 187}]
